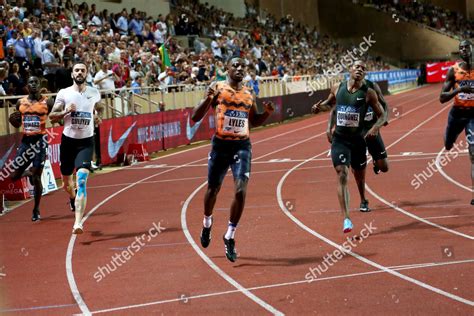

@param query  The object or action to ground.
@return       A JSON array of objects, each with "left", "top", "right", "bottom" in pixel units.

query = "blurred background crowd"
[{"left": 0, "top": 0, "right": 398, "bottom": 98}]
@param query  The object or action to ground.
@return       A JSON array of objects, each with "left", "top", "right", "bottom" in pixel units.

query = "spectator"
[{"left": 41, "top": 41, "right": 61, "bottom": 92}]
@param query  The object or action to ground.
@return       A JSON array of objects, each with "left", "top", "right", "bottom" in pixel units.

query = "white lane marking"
[
  {"left": 88, "top": 258, "right": 474, "bottom": 314},
  {"left": 277, "top": 156, "right": 474, "bottom": 305},
  {"left": 435, "top": 147, "right": 473, "bottom": 192},
  {"left": 365, "top": 103, "right": 473, "bottom": 240}
]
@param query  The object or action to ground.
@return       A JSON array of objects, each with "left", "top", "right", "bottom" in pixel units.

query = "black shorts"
[
  {"left": 207, "top": 136, "right": 252, "bottom": 188},
  {"left": 13, "top": 134, "right": 48, "bottom": 173},
  {"left": 445, "top": 107, "right": 474, "bottom": 150},
  {"left": 365, "top": 132, "right": 387, "bottom": 161},
  {"left": 60, "top": 134, "right": 94, "bottom": 176},
  {"left": 331, "top": 133, "right": 367, "bottom": 170}
]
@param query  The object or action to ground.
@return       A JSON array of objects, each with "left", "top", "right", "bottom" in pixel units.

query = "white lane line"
[
  {"left": 68, "top": 88, "right": 435, "bottom": 313},
  {"left": 67, "top": 115, "right": 330, "bottom": 315},
  {"left": 277, "top": 157, "right": 474, "bottom": 306},
  {"left": 181, "top": 182, "right": 283, "bottom": 315},
  {"left": 276, "top": 98, "right": 474, "bottom": 305},
  {"left": 364, "top": 100, "right": 474, "bottom": 240},
  {"left": 435, "top": 147, "right": 473, "bottom": 192},
  {"left": 88, "top": 258, "right": 474, "bottom": 314},
  {"left": 66, "top": 156, "right": 208, "bottom": 315}
]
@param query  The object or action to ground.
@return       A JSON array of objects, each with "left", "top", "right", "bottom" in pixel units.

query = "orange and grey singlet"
[
  {"left": 214, "top": 82, "right": 254, "bottom": 140},
  {"left": 453, "top": 62, "right": 474, "bottom": 107},
  {"left": 18, "top": 96, "right": 49, "bottom": 136}
]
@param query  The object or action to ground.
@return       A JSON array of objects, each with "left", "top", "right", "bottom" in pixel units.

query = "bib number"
[
  {"left": 71, "top": 111, "right": 92, "bottom": 129},
  {"left": 337, "top": 111, "right": 360, "bottom": 127}
]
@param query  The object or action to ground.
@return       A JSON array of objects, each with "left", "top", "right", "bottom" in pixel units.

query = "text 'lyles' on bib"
[
  {"left": 223, "top": 109, "right": 248, "bottom": 136},
  {"left": 22, "top": 115, "right": 41, "bottom": 133},
  {"left": 336, "top": 106, "right": 360, "bottom": 127},
  {"left": 71, "top": 111, "right": 92, "bottom": 129}
]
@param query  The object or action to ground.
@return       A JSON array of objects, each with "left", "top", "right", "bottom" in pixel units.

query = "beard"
[{"left": 73, "top": 76, "right": 86, "bottom": 85}]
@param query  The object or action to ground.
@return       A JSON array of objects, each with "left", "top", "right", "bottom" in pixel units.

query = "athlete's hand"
[
  {"left": 263, "top": 101, "right": 274, "bottom": 114},
  {"left": 206, "top": 84, "right": 218, "bottom": 99},
  {"left": 365, "top": 126, "right": 380, "bottom": 138},
  {"left": 65, "top": 103, "right": 76, "bottom": 114},
  {"left": 326, "top": 129, "right": 333, "bottom": 143},
  {"left": 312, "top": 100, "right": 323, "bottom": 114},
  {"left": 459, "top": 85, "right": 474, "bottom": 93},
  {"left": 94, "top": 116, "right": 102, "bottom": 126}
]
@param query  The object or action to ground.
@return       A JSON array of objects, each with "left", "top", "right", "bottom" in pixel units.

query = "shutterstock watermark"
[
  {"left": 305, "top": 220, "right": 377, "bottom": 282},
  {"left": 0, "top": 129, "right": 60, "bottom": 183},
  {"left": 308, "top": 34, "right": 376, "bottom": 95},
  {"left": 410, "top": 137, "right": 471, "bottom": 190},
  {"left": 93, "top": 221, "right": 166, "bottom": 282}
]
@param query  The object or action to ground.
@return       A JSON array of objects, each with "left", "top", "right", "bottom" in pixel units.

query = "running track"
[{"left": 0, "top": 84, "right": 473, "bottom": 315}]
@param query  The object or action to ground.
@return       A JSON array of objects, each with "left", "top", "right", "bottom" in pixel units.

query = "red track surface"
[{"left": 1, "top": 84, "right": 473, "bottom": 315}]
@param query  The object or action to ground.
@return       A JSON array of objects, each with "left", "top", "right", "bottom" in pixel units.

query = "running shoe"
[
  {"left": 373, "top": 160, "right": 380, "bottom": 175},
  {"left": 343, "top": 218, "right": 353, "bottom": 233},
  {"left": 223, "top": 235, "right": 237, "bottom": 262},
  {"left": 200, "top": 225, "right": 212, "bottom": 248},
  {"left": 72, "top": 223, "right": 83, "bottom": 234},
  {"left": 359, "top": 200, "right": 371, "bottom": 212},
  {"left": 31, "top": 209, "right": 41, "bottom": 222}
]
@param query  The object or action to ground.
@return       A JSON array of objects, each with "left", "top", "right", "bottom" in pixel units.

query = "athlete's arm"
[
  {"left": 49, "top": 91, "right": 75, "bottom": 123},
  {"left": 312, "top": 82, "right": 340, "bottom": 114},
  {"left": 46, "top": 97, "right": 54, "bottom": 114},
  {"left": 249, "top": 90, "right": 274, "bottom": 127},
  {"left": 372, "top": 82, "right": 389, "bottom": 125},
  {"left": 439, "top": 67, "right": 474, "bottom": 103},
  {"left": 327, "top": 106, "right": 336, "bottom": 143},
  {"left": 192, "top": 81, "right": 219, "bottom": 122},
  {"left": 365, "top": 89, "right": 385, "bottom": 138}
]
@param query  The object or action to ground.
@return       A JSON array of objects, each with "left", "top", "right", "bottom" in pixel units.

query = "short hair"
[{"left": 72, "top": 60, "right": 88, "bottom": 71}]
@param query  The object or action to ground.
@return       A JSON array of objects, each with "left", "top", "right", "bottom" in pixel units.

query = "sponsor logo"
[
  {"left": 441, "top": 66, "right": 452, "bottom": 71},
  {"left": 356, "top": 97, "right": 364, "bottom": 101},
  {"left": 108, "top": 122, "right": 137, "bottom": 159},
  {"left": 186, "top": 115, "right": 203, "bottom": 141},
  {"left": 428, "top": 71, "right": 439, "bottom": 76}
]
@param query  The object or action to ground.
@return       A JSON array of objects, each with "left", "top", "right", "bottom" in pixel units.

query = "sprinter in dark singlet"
[
  {"left": 355, "top": 79, "right": 389, "bottom": 212},
  {"left": 312, "top": 61, "right": 385, "bottom": 232},
  {"left": 440, "top": 39, "right": 474, "bottom": 204}
]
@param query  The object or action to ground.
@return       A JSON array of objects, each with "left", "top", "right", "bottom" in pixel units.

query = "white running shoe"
[{"left": 72, "top": 223, "right": 84, "bottom": 234}]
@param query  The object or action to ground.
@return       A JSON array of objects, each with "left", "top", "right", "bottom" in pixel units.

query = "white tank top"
[{"left": 55, "top": 86, "right": 101, "bottom": 139}]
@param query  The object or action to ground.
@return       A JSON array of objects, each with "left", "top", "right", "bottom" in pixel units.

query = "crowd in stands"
[
  {"left": 0, "top": 0, "right": 390, "bottom": 100},
  {"left": 355, "top": 0, "right": 473, "bottom": 40}
]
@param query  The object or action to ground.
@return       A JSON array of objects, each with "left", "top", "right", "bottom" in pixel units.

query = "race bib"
[
  {"left": 71, "top": 111, "right": 92, "bottom": 129},
  {"left": 458, "top": 92, "right": 474, "bottom": 101},
  {"left": 336, "top": 106, "right": 360, "bottom": 127},
  {"left": 223, "top": 110, "right": 248, "bottom": 136},
  {"left": 22, "top": 115, "right": 41, "bottom": 133}
]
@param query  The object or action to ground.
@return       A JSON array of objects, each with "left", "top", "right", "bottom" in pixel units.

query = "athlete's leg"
[
  {"left": 353, "top": 167, "right": 367, "bottom": 202},
  {"left": 30, "top": 167, "right": 44, "bottom": 213},
  {"left": 71, "top": 139, "right": 94, "bottom": 234},
  {"left": 367, "top": 133, "right": 389, "bottom": 173},
  {"left": 445, "top": 107, "right": 465, "bottom": 150},
  {"left": 73, "top": 167, "right": 90, "bottom": 233},
  {"left": 336, "top": 164, "right": 350, "bottom": 219},
  {"left": 201, "top": 142, "right": 230, "bottom": 248}
]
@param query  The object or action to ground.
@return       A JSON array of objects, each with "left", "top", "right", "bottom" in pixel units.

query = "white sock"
[
  {"left": 224, "top": 222, "right": 237, "bottom": 240},
  {"left": 203, "top": 215, "right": 213, "bottom": 228}
]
